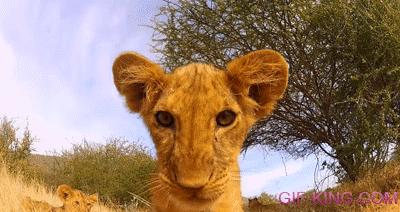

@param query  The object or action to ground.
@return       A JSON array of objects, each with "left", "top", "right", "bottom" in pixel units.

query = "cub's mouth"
[{"left": 158, "top": 173, "right": 227, "bottom": 202}]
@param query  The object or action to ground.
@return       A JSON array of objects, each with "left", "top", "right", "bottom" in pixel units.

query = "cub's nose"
[{"left": 171, "top": 158, "right": 214, "bottom": 189}]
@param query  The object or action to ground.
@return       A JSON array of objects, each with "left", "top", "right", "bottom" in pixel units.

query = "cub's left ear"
[
  {"left": 112, "top": 52, "right": 165, "bottom": 113},
  {"left": 227, "top": 49, "right": 289, "bottom": 118}
]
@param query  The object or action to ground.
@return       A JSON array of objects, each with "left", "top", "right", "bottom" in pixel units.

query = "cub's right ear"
[{"left": 112, "top": 52, "right": 165, "bottom": 113}]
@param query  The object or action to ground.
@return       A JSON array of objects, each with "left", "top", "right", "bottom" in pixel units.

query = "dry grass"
[
  {"left": 364, "top": 204, "right": 400, "bottom": 212},
  {"left": 338, "top": 162, "right": 400, "bottom": 195},
  {"left": 299, "top": 161, "right": 400, "bottom": 212},
  {"left": 0, "top": 165, "right": 115, "bottom": 212},
  {"left": 344, "top": 161, "right": 400, "bottom": 212}
]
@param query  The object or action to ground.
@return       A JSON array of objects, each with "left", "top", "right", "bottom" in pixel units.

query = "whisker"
[
  {"left": 136, "top": 179, "right": 162, "bottom": 195},
  {"left": 138, "top": 182, "right": 164, "bottom": 196}
]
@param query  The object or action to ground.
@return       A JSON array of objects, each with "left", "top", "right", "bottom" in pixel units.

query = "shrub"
[
  {"left": 257, "top": 192, "right": 279, "bottom": 205},
  {"left": 0, "top": 117, "right": 35, "bottom": 176}
]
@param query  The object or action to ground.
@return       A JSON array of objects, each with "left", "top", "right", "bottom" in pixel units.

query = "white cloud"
[{"left": 241, "top": 160, "right": 305, "bottom": 197}]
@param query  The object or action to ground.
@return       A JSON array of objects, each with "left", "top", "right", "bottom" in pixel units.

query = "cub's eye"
[
  {"left": 216, "top": 110, "right": 236, "bottom": 127},
  {"left": 74, "top": 201, "right": 80, "bottom": 205},
  {"left": 155, "top": 111, "right": 174, "bottom": 127}
]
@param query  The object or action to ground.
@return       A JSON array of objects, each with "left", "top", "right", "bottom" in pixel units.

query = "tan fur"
[
  {"left": 22, "top": 184, "right": 98, "bottom": 212},
  {"left": 113, "top": 50, "right": 289, "bottom": 212}
]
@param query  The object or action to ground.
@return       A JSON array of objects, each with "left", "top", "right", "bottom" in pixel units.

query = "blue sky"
[{"left": 0, "top": 0, "right": 331, "bottom": 197}]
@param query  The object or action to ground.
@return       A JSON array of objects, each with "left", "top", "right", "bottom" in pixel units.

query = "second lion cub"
[{"left": 22, "top": 184, "right": 98, "bottom": 212}]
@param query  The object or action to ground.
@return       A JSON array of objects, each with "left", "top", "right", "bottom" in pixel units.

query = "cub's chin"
[
  {"left": 171, "top": 191, "right": 221, "bottom": 209},
  {"left": 170, "top": 188, "right": 224, "bottom": 210}
]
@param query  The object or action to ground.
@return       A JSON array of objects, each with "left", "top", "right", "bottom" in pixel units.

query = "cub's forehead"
[
  {"left": 154, "top": 63, "right": 237, "bottom": 112},
  {"left": 167, "top": 63, "right": 229, "bottom": 93}
]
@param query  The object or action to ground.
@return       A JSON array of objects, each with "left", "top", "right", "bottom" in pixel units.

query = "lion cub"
[
  {"left": 22, "top": 184, "right": 98, "bottom": 212},
  {"left": 113, "top": 50, "right": 288, "bottom": 212}
]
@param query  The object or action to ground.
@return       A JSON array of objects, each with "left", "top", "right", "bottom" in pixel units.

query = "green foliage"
[
  {"left": 0, "top": 117, "right": 35, "bottom": 176},
  {"left": 152, "top": 0, "right": 400, "bottom": 182},
  {"left": 257, "top": 192, "right": 278, "bottom": 205},
  {"left": 42, "top": 138, "right": 156, "bottom": 206}
]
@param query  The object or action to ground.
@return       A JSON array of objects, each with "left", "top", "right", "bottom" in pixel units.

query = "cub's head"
[
  {"left": 57, "top": 184, "right": 98, "bottom": 212},
  {"left": 113, "top": 50, "right": 288, "bottom": 206}
]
